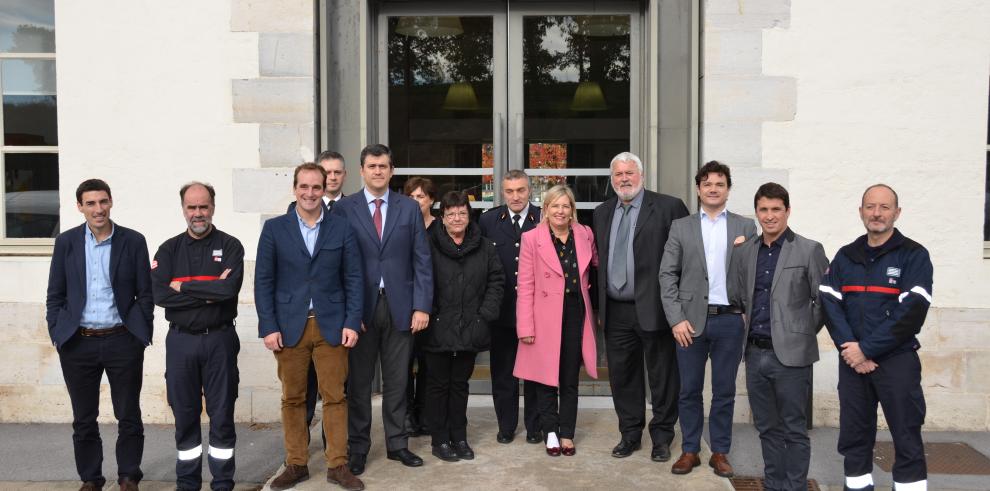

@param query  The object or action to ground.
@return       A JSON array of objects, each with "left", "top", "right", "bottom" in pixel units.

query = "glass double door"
[
  {"left": 379, "top": 2, "right": 639, "bottom": 219},
  {"left": 379, "top": 2, "right": 640, "bottom": 392}
]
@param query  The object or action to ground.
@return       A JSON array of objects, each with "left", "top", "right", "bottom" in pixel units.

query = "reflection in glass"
[
  {"left": 391, "top": 173, "right": 488, "bottom": 220},
  {"left": 523, "top": 15, "right": 631, "bottom": 200},
  {"left": 3, "top": 59, "right": 58, "bottom": 145},
  {"left": 0, "top": 0, "right": 55, "bottom": 53},
  {"left": 388, "top": 16, "right": 493, "bottom": 172},
  {"left": 4, "top": 152, "right": 58, "bottom": 238}
]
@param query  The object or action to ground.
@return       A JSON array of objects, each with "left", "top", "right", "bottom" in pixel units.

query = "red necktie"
[{"left": 373, "top": 199, "right": 383, "bottom": 240}]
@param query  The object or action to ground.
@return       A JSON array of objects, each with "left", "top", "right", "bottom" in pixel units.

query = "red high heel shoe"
[
  {"left": 561, "top": 445, "right": 576, "bottom": 456},
  {"left": 546, "top": 446, "right": 561, "bottom": 457}
]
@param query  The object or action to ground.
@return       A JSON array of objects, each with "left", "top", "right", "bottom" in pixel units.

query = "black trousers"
[
  {"left": 490, "top": 320, "right": 539, "bottom": 436},
  {"left": 838, "top": 350, "right": 927, "bottom": 487},
  {"left": 347, "top": 291, "right": 413, "bottom": 454},
  {"left": 166, "top": 326, "right": 240, "bottom": 491},
  {"left": 423, "top": 351, "right": 477, "bottom": 445},
  {"left": 405, "top": 334, "right": 428, "bottom": 428},
  {"left": 604, "top": 299, "right": 679, "bottom": 446},
  {"left": 58, "top": 329, "right": 146, "bottom": 487},
  {"left": 746, "top": 345, "right": 812, "bottom": 491},
  {"left": 532, "top": 295, "right": 585, "bottom": 440}
]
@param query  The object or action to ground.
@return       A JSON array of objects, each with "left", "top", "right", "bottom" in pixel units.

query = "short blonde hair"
[{"left": 540, "top": 184, "right": 579, "bottom": 224}]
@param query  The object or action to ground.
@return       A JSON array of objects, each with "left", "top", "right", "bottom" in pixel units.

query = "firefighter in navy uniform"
[
  {"left": 819, "top": 184, "right": 933, "bottom": 491},
  {"left": 478, "top": 170, "right": 543, "bottom": 444},
  {"left": 152, "top": 182, "right": 244, "bottom": 491}
]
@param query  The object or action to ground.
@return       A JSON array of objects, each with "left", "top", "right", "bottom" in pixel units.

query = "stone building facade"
[{"left": 1, "top": 0, "right": 988, "bottom": 431}]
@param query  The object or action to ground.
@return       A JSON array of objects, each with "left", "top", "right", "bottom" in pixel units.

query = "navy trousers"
[
  {"left": 489, "top": 320, "right": 540, "bottom": 437},
  {"left": 838, "top": 350, "right": 927, "bottom": 487},
  {"left": 165, "top": 326, "right": 240, "bottom": 491},
  {"left": 58, "top": 330, "right": 146, "bottom": 487},
  {"left": 675, "top": 312, "right": 745, "bottom": 454}
]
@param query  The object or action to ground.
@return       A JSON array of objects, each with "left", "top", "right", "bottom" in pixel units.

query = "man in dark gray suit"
[
  {"left": 660, "top": 161, "right": 757, "bottom": 478},
  {"left": 593, "top": 152, "right": 689, "bottom": 462},
  {"left": 731, "top": 183, "right": 829, "bottom": 491}
]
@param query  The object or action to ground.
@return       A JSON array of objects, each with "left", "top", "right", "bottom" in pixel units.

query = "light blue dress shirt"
[
  {"left": 699, "top": 208, "right": 729, "bottom": 306},
  {"left": 80, "top": 224, "right": 124, "bottom": 328},
  {"left": 296, "top": 208, "right": 324, "bottom": 309},
  {"left": 363, "top": 188, "right": 389, "bottom": 288}
]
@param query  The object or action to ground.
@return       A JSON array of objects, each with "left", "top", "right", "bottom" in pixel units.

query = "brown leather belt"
[{"left": 79, "top": 325, "right": 127, "bottom": 337}]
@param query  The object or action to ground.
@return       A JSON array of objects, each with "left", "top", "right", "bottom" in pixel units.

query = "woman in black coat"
[{"left": 421, "top": 191, "right": 505, "bottom": 462}]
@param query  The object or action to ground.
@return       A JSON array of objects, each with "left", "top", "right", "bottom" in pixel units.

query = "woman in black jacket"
[{"left": 422, "top": 191, "right": 505, "bottom": 462}]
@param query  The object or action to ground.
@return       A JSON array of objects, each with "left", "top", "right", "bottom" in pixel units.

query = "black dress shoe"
[
  {"left": 348, "top": 453, "right": 367, "bottom": 476},
  {"left": 611, "top": 439, "right": 642, "bottom": 458},
  {"left": 651, "top": 443, "right": 672, "bottom": 462},
  {"left": 386, "top": 448, "right": 424, "bottom": 467},
  {"left": 431, "top": 443, "right": 459, "bottom": 462},
  {"left": 453, "top": 440, "right": 475, "bottom": 460},
  {"left": 525, "top": 432, "right": 542, "bottom": 444},
  {"left": 496, "top": 431, "right": 514, "bottom": 444}
]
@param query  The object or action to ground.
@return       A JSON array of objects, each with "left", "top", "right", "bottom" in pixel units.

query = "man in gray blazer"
[
  {"left": 660, "top": 161, "right": 757, "bottom": 478},
  {"left": 731, "top": 183, "right": 829, "bottom": 491}
]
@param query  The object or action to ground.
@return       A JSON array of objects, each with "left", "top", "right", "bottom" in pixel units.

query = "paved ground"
[{"left": 1, "top": 396, "right": 988, "bottom": 490}]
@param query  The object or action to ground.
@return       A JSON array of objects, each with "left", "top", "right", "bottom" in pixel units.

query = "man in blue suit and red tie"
[
  {"left": 255, "top": 163, "right": 366, "bottom": 491},
  {"left": 333, "top": 143, "right": 434, "bottom": 475},
  {"left": 46, "top": 178, "right": 153, "bottom": 491}
]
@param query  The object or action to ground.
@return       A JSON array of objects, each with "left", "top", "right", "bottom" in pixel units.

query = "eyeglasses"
[{"left": 443, "top": 211, "right": 469, "bottom": 219}]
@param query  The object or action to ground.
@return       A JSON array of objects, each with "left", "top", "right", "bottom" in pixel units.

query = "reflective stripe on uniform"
[
  {"left": 845, "top": 473, "right": 873, "bottom": 488},
  {"left": 208, "top": 445, "right": 234, "bottom": 460},
  {"left": 819, "top": 285, "right": 843, "bottom": 300},
  {"left": 893, "top": 479, "right": 927, "bottom": 491},
  {"left": 177, "top": 446, "right": 203, "bottom": 460}
]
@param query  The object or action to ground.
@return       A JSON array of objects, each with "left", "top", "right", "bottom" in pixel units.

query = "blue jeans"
[{"left": 675, "top": 313, "right": 745, "bottom": 453}]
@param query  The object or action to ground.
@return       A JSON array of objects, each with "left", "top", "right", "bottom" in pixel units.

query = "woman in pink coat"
[{"left": 513, "top": 184, "right": 598, "bottom": 457}]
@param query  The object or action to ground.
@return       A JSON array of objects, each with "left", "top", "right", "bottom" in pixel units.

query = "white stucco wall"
[
  {"left": 708, "top": 0, "right": 990, "bottom": 429},
  {"left": 761, "top": 0, "right": 990, "bottom": 307}
]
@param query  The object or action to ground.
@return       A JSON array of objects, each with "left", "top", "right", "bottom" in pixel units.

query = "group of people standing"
[{"left": 45, "top": 144, "right": 933, "bottom": 491}]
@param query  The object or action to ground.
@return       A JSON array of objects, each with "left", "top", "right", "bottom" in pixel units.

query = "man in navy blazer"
[
  {"left": 46, "top": 179, "right": 153, "bottom": 491},
  {"left": 284, "top": 150, "right": 348, "bottom": 442},
  {"left": 255, "top": 163, "right": 365, "bottom": 490},
  {"left": 333, "top": 143, "right": 433, "bottom": 474}
]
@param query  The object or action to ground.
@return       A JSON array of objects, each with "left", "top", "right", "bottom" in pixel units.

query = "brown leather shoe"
[
  {"left": 79, "top": 482, "right": 102, "bottom": 491},
  {"left": 670, "top": 452, "right": 701, "bottom": 475},
  {"left": 270, "top": 463, "right": 310, "bottom": 490},
  {"left": 709, "top": 452, "right": 734, "bottom": 478},
  {"left": 118, "top": 477, "right": 139, "bottom": 491},
  {"left": 327, "top": 465, "right": 365, "bottom": 491}
]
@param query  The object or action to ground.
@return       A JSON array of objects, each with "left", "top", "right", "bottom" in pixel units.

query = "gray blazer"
[
  {"left": 659, "top": 210, "right": 757, "bottom": 336},
  {"left": 730, "top": 229, "right": 830, "bottom": 367}
]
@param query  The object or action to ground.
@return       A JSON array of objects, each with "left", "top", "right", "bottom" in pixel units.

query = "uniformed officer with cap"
[
  {"left": 478, "top": 169, "right": 542, "bottom": 444},
  {"left": 152, "top": 181, "right": 244, "bottom": 491}
]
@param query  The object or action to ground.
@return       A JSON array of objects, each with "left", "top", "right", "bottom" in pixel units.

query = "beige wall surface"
[
  {"left": 706, "top": 0, "right": 990, "bottom": 429},
  {"left": 3, "top": 0, "right": 990, "bottom": 429}
]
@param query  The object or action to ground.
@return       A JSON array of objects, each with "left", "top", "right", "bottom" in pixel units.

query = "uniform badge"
[
  {"left": 886, "top": 267, "right": 901, "bottom": 278},
  {"left": 151, "top": 260, "right": 158, "bottom": 270}
]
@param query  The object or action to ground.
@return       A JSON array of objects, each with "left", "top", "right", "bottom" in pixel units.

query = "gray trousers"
[
  {"left": 745, "top": 345, "right": 812, "bottom": 491},
  {"left": 347, "top": 291, "right": 412, "bottom": 454}
]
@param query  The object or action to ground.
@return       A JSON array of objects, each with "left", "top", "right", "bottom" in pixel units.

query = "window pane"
[
  {"left": 387, "top": 16, "right": 494, "bottom": 169},
  {"left": 3, "top": 59, "right": 57, "bottom": 145},
  {"left": 5, "top": 152, "right": 58, "bottom": 238},
  {"left": 0, "top": 0, "right": 55, "bottom": 53},
  {"left": 522, "top": 15, "right": 630, "bottom": 202}
]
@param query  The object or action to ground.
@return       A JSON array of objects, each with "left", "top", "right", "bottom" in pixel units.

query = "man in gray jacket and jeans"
[{"left": 731, "top": 182, "right": 829, "bottom": 490}]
